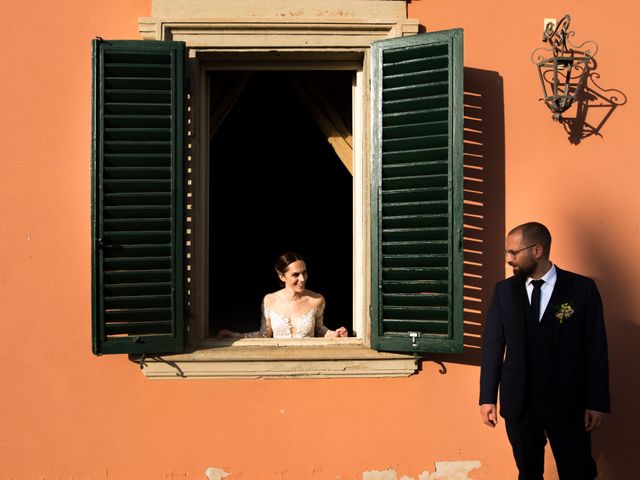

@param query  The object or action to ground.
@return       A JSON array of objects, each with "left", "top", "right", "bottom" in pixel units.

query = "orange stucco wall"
[{"left": 0, "top": 0, "right": 638, "bottom": 479}]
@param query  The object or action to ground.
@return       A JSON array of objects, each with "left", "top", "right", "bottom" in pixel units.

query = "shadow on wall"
[
  {"left": 539, "top": 58, "right": 628, "bottom": 145},
  {"left": 431, "top": 67, "right": 506, "bottom": 369},
  {"left": 573, "top": 222, "right": 640, "bottom": 479}
]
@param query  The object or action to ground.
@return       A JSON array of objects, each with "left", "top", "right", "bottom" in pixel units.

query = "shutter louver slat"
[
  {"left": 92, "top": 39, "right": 185, "bottom": 355},
  {"left": 383, "top": 213, "right": 448, "bottom": 227},
  {"left": 103, "top": 231, "right": 171, "bottom": 242},
  {"left": 104, "top": 115, "right": 171, "bottom": 128},
  {"left": 104, "top": 256, "right": 172, "bottom": 269},
  {"left": 105, "top": 103, "right": 171, "bottom": 115},
  {"left": 383, "top": 254, "right": 448, "bottom": 267},
  {"left": 383, "top": 108, "right": 449, "bottom": 126},
  {"left": 383, "top": 134, "right": 449, "bottom": 152},
  {"left": 371, "top": 29, "right": 463, "bottom": 353},
  {"left": 104, "top": 282, "right": 172, "bottom": 296},
  {"left": 382, "top": 200, "right": 449, "bottom": 217},
  {"left": 105, "top": 294, "right": 173, "bottom": 308},
  {"left": 383, "top": 174, "right": 449, "bottom": 189},
  {"left": 383, "top": 94, "right": 449, "bottom": 114},
  {"left": 104, "top": 321, "right": 173, "bottom": 336},
  {"left": 103, "top": 270, "right": 171, "bottom": 283},
  {"left": 105, "top": 167, "right": 171, "bottom": 180},
  {"left": 382, "top": 267, "right": 448, "bottom": 281},
  {"left": 383, "top": 160, "right": 447, "bottom": 176},
  {"left": 383, "top": 292, "right": 448, "bottom": 306},
  {"left": 104, "top": 218, "right": 171, "bottom": 230},
  {"left": 383, "top": 148, "right": 448, "bottom": 164},
  {"left": 384, "top": 120, "right": 448, "bottom": 138},
  {"left": 104, "top": 192, "right": 171, "bottom": 205},
  {"left": 383, "top": 69, "right": 449, "bottom": 89},
  {"left": 104, "top": 128, "right": 172, "bottom": 141},
  {"left": 383, "top": 82, "right": 449, "bottom": 101},
  {"left": 104, "top": 155, "right": 171, "bottom": 168},
  {"left": 105, "top": 77, "right": 171, "bottom": 89}
]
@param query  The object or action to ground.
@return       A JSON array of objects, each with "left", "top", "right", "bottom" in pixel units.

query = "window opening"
[{"left": 208, "top": 70, "right": 353, "bottom": 337}]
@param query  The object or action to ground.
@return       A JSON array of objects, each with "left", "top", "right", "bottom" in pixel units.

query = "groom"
[{"left": 479, "top": 222, "right": 610, "bottom": 479}]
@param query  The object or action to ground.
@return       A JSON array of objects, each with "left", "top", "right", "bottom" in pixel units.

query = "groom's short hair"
[{"left": 510, "top": 222, "right": 552, "bottom": 258}]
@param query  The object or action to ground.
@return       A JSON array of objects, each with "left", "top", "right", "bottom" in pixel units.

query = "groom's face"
[{"left": 505, "top": 232, "right": 537, "bottom": 279}]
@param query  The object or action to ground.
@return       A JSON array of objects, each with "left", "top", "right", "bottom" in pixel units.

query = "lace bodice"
[{"left": 242, "top": 301, "right": 329, "bottom": 338}]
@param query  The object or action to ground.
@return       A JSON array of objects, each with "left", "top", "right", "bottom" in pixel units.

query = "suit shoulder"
[
  {"left": 556, "top": 267, "right": 598, "bottom": 290},
  {"left": 494, "top": 276, "right": 517, "bottom": 289},
  {"left": 489, "top": 277, "right": 520, "bottom": 301}
]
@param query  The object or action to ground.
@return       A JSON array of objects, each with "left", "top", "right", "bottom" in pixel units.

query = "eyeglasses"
[{"left": 504, "top": 244, "right": 537, "bottom": 258}]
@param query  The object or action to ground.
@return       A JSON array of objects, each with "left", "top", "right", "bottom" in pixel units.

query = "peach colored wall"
[
  {"left": 0, "top": 1, "right": 638, "bottom": 479},
  {"left": 413, "top": 1, "right": 640, "bottom": 479}
]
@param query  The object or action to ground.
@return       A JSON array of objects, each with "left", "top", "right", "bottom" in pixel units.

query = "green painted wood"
[
  {"left": 371, "top": 29, "right": 464, "bottom": 354},
  {"left": 92, "top": 39, "right": 185, "bottom": 355}
]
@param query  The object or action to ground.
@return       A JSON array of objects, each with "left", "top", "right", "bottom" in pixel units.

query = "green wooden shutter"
[
  {"left": 91, "top": 39, "right": 185, "bottom": 355},
  {"left": 371, "top": 29, "right": 463, "bottom": 354}
]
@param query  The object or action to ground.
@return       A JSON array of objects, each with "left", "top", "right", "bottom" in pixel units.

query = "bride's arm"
[{"left": 314, "top": 299, "right": 348, "bottom": 338}]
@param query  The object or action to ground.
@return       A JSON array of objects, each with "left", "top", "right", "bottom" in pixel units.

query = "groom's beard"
[{"left": 512, "top": 262, "right": 535, "bottom": 280}]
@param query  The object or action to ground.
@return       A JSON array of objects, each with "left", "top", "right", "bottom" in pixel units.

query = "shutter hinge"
[
  {"left": 409, "top": 331, "right": 420, "bottom": 347},
  {"left": 94, "top": 36, "right": 112, "bottom": 46}
]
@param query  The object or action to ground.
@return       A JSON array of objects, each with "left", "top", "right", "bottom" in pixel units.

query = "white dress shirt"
[{"left": 526, "top": 263, "right": 557, "bottom": 322}]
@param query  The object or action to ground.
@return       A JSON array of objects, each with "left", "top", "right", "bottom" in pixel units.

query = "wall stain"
[
  {"left": 205, "top": 467, "right": 231, "bottom": 480},
  {"left": 363, "top": 461, "right": 481, "bottom": 480}
]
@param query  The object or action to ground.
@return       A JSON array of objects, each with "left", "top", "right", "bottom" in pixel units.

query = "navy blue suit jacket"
[{"left": 479, "top": 267, "right": 610, "bottom": 422}]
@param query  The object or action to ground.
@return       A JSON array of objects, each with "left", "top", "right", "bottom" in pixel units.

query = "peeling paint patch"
[
  {"left": 205, "top": 467, "right": 231, "bottom": 480},
  {"left": 363, "top": 469, "right": 398, "bottom": 480},
  {"left": 425, "top": 461, "right": 481, "bottom": 479},
  {"left": 363, "top": 461, "right": 481, "bottom": 480}
]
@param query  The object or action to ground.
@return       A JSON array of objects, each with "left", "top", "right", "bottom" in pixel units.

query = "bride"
[{"left": 216, "top": 252, "right": 348, "bottom": 339}]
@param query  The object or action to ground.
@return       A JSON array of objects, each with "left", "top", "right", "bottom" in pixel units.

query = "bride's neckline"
[
  {"left": 264, "top": 305, "right": 319, "bottom": 321},
  {"left": 274, "top": 291, "right": 306, "bottom": 302}
]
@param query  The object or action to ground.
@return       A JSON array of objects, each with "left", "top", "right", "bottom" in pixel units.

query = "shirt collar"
[{"left": 526, "top": 263, "right": 556, "bottom": 288}]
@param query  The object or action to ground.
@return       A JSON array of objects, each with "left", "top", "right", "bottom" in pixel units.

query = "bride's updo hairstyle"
[{"left": 275, "top": 251, "right": 305, "bottom": 276}]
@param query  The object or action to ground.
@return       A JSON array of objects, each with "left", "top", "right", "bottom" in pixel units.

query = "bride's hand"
[
  {"left": 217, "top": 329, "right": 235, "bottom": 340},
  {"left": 333, "top": 326, "right": 348, "bottom": 337}
]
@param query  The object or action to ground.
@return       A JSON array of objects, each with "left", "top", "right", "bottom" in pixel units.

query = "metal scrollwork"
[{"left": 531, "top": 14, "right": 598, "bottom": 120}]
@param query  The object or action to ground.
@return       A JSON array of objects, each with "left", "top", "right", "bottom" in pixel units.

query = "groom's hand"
[
  {"left": 480, "top": 403, "right": 498, "bottom": 427},
  {"left": 584, "top": 409, "right": 607, "bottom": 432}
]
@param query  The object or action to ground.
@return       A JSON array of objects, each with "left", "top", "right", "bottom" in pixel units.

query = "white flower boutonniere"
[{"left": 555, "top": 302, "right": 575, "bottom": 323}]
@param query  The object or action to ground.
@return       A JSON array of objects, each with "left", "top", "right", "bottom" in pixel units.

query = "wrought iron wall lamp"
[{"left": 531, "top": 15, "right": 598, "bottom": 120}]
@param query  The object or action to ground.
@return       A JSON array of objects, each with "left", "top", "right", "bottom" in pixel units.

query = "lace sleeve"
[
  {"left": 313, "top": 301, "right": 330, "bottom": 337},
  {"left": 240, "top": 303, "right": 273, "bottom": 338}
]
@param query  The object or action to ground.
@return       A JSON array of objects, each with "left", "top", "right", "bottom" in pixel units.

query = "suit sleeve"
[
  {"left": 479, "top": 284, "right": 506, "bottom": 405},
  {"left": 584, "top": 279, "right": 610, "bottom": 412}
]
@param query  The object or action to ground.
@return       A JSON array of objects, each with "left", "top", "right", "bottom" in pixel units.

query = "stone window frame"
[{"left": 136, "top": 12, "right": 422, "bottom": 379}]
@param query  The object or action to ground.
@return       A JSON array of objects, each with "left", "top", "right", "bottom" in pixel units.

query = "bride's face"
[{"left": 279, "top": 260, "right": 308, "bottom": 292}]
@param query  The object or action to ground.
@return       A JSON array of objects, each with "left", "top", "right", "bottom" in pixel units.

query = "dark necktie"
[{"left": 530, "top": 279, "right": 544, "bottom": 322}]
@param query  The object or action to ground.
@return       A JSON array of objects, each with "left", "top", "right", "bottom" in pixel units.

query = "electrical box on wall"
[{"left": 544, "top": 18, "right": 557, "bottom": 31}]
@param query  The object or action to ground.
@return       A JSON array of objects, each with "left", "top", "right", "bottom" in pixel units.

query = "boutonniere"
[{"left": 555, "top": 302, "right": 575, "bottom": 323}]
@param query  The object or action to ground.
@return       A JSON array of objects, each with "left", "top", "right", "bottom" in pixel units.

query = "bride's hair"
[{"left": 275, "top": 251, "right": 305, "bottom": 276}]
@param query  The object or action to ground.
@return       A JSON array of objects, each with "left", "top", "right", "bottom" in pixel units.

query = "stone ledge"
[
  {"left": 138, "top": 17, "right": 419, "bottom": 43},
  {"left": 133, "top": 343, "right": 418, "bottom": 378},
  {"left": 150, "top": 0, "right": 408, "bottom": 22}
]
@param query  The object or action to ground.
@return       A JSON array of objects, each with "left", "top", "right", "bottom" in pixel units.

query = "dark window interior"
[{"left": 209, "top": 71, "right": 353, "bottom": 336}]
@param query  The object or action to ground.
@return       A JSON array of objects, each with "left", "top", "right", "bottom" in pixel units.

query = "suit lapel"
[
  {"left": 510, "top": 276, "right": 527, "bottom": 347},
  {"left": 545, "top": 266, "right": 574, "bottom": 346}
]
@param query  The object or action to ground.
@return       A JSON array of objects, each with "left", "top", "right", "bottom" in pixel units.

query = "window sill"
[{"left": 132, "top": 340, "right": 418, "bottom": 379}]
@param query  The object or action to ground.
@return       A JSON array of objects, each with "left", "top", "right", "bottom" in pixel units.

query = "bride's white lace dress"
[{"left": 243, "top": 302, "right": 329, "bottom": 338}]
